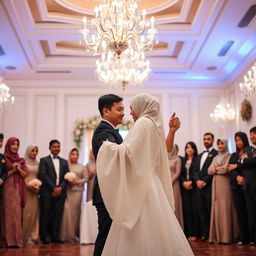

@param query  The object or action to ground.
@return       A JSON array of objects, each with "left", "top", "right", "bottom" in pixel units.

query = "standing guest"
[
  {"left": 168, "top": 144, "right": 184, "bottom": 229},
  {"left": 192, "top": 132, "right": 218, "bottom": 240},
  {"left": 208, "top": 139, "right": 239, "bottom": 243},
  {"left": 180, "top": 141, "right": 200, "bottom": 241},
  {"left": 228, "top": 131, "right": 254, "bottom": 244},
  {"left": 3, "top": 137, "right": 28, "bottom": 247},
  {"left": 60, "top": 148, "right": 88, "bottom": 242},
  {"left": 0, "top": 133, "right": 7, "bottom": 247},
  {"left": 38, "top": 139, "right": 69, "bottom": 244},
  {"left": 92, "top": 94, "right": 124, "bottom": 256},
  {"left": 23, "top": 144, "right": 40, "bottom": 245},
  {"left": 86, "top": 150, "right": 96, "bottom": 202}
]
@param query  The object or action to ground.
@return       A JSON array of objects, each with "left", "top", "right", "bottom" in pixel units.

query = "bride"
[{"left": 96, "top": 93, "right": 194, "bottom": 256}]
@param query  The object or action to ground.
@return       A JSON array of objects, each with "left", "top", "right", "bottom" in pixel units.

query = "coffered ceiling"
[{"left": 0, "top": 0, "right": 255, "bottom": 86}]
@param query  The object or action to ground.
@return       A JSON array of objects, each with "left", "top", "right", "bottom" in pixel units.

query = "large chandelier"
[
  {"left": 0, "top": 77, "right": 15, "bottom": 110},
  {"left": 96, "top": 48, "right": 150, "bottom": 90},
  {"left": 80, "top": 0, "right": 156, "bottom": 55},
  {"left": 239, "top": 62, "right": 256, "bottom": 97},
  {"left": 210, "top": 103, "right": 235, "bottom": 122}
]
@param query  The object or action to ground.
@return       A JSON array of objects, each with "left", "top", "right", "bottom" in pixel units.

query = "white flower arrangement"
[
  {"left": 27, "top": 178, "right": 42, "bottom": 189},
  {"left": 73, "top": 116, "right": 133, "bottom": 148},
  {"left": 64, "top": 172, "right": 77, "bottom": 182}
]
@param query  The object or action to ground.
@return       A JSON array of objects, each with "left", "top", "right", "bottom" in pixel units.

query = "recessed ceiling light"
[
  {"left": 5, "top": 65, "right": 16, "bottom": 70},
  {"left": 207, "top": 66, "right": 217, "bottom": 71}
]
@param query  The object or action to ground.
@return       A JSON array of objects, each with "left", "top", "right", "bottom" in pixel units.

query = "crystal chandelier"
[
  {"left": 0, "top": 77, "right": 15, "bottom": 110},
  {"left": 80, "top": 0, "right": 156, "bottom": 55},
  {"left": 96, "top": 48, "right": 151, "bottom": 90},
  {"left": 239, "top": 62, "right": 256, "bottom": 97},
  {"left": 210, "top": 103, "right": 235, "bottom": 122}
]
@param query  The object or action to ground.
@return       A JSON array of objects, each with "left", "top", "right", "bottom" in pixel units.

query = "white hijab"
[
  {"left": 24, "top": 144, "right": 39, "bottom": 167},
  {"left": 97, "top": 93, "right": 175, "bottom": 230}
]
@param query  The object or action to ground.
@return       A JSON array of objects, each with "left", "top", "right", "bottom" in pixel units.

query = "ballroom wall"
[{"left": 0, "top": 79, "right": 254, "bottom": 162}]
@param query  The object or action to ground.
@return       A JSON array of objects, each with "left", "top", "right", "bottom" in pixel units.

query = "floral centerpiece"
[
  {"left": 240, "top": 99, "right": 252, "bottom": 121},
  {"left": 73, "top": 115, "right": 133, "bottom": 148}
]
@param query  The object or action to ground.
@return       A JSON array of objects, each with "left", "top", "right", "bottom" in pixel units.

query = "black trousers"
[
  {"left": 196, "top": 185, "right": 211, "bottom": 238},
  {"left": 93, "top": 203, "right": 112, "bottom": 256},
  {"left": 232, "top": 188, "right": 250, "bottom": 243},
  {"left": 40, "top": 196, "right": 65, "bottom": 240},
  {"left": 181, "top": 187, "right": 201, "bottom": 238},
  {"left": 244, "top": 188, "right": 256, "bottom": 243}
]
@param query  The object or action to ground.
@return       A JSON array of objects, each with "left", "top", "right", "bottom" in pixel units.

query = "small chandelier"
[
  {"left": 96, "top": 48, "right": 151, "bottom": 90},
  {"left": 80, "top": 0, "right": 156, "bottom": 55},
  {"left": 0, "top": 77, "right": 15, "bottom": 110},
  {"left": 210, "top": 103, "right": 235, "bottom": 122},
  {"left": 239, "top": 62, "right": 256, "bottom": 97}
]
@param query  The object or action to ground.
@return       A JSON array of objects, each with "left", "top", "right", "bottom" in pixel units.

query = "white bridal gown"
[{"left": 97, "top": 116, "right": 194, "bottom": 256}]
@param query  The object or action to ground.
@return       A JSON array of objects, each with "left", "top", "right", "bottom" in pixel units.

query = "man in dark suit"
[
  {"left": 92, "top": 94, "right": 124, "bottom": 256},
  {"left": 229, "top": 126, "right": 256, "bottom": 244},
  {"left": 0, "top": 133, "right": 7, "bottom": 247},
  {"left": 193, "top": 132, "right": 218, "bottom": 240},
  {"left": 38, "top": 139, "right": 69, "bottom": 244}
]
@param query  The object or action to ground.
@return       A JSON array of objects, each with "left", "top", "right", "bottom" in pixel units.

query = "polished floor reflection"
[{"left": 0, "top": 241, "right": 255, "bottom": 256}]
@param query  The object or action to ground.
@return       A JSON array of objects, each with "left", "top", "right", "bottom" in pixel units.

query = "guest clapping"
[
  {"left": 23, "top": 144, "right": 41, "bottom": 245},
  {"left": 60, "top": 148, "right": 88, "bottom": 242},
  {"left": 3, "top": 137, "right": 28, "bottom": 247}
]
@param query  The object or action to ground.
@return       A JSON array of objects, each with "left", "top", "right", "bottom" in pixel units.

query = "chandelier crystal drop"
[
  {"left": 80, "top": 0, "right": 157, "bottom": 55},
  {"left": 0, "top": 77, "right": 15, "bottom": 110},
  {"left": 239, "top": 62, "right": 256, "bottom": 97},
  {"left": 96, "top": 48, "right": 151, "bottom": 90},
  {"left": 210, "top": 103, "right": 235, "bottom": 122}
]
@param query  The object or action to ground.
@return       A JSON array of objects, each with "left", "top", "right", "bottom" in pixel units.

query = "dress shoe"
[
  {"left": 51, "top": 238, "right": 64, "bottom": 243},
  {"left": 42, "top": 239, "right": 50, "bottom": 244}
]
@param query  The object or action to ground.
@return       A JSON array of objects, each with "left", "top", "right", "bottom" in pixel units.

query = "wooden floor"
[{"left": 0, "top": 241, "right": 256, "bottom": 256}]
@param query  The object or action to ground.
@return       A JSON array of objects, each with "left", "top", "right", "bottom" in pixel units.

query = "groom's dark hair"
[{"left": 98, "top": 94, "right": 123, "bottom": 117}]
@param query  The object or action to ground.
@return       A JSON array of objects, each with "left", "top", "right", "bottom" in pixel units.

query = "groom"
[{"left": 92, "top": 94, "right": 124, "bottom": 256}]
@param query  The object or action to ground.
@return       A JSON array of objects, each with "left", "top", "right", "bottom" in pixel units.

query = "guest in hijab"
[
  {"left": 3, "top": 137, "right": 27, "bottom": 247},
  {"left": 23, "top": 144, "right": 40, "bottom": 244},
  {"left": 60, "top": 148, "right": 88, "bottom": 242},
  {"left": 208, "top": 138, "right": 239, "bottom": 243},
  {"left": 96, "top": 94, "right": 194, "bottom": 256},
  {"left": 180, "top": 141, "right": 200, "bottom": 241},
  {"left": 85, "top": 150, "right": 96, "bottom": 202},
  {"left": 228, "top": 132, "right": 250, "bottom": 245},
  {"left": 168, "top": 144, "right": 184, "bottom": 229}
]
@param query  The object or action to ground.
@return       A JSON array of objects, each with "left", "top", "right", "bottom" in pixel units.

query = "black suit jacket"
[
  {"left": 0, "top": 153, "right": 7, "bottom": 197},
  {"left": 192, "top": 149, "right": 218, "bottom": 186},
  {"left": 92, "top": 121, "right": 123, "bottom": 205},
  {"left": 180, "top": 156, "right": 197, "bottom": 185},
  {"left": 38, "top": 155, "right": 69, "bottom": 198},
  {"left": 234, "top": 146, "right": 256, "bottom": 189}
]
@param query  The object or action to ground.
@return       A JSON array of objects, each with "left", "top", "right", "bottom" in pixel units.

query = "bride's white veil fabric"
[{"left": 96, "top": 93, "right": 175, "bottom": 230}]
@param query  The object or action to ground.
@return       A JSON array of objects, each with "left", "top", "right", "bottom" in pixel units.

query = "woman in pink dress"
[{"left": 3, "top": 137, "right": 28, "bottom": 247}]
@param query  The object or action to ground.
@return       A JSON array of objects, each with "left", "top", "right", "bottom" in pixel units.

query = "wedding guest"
[
  {"left": 168, "top": 144, "right": 184, "bottom": 229},
  {"left": 180, "top": 141, "right": 200, "bottom": 241},
  {"left": 208, "top": 139, "right": 239, "bottom": 243},
  {"left": 0, "top": 133, "right": 7, "bottom": 247},
  {"left": 228, "top": 130, "right": 256, "bottom": 244},
  {"left": 60, "top": 148, "right": 88, "bottom": 242},
  {"left": 85, "top": 150, "right": 96, "bottom": 202},
  {"left": 3, "top": 137, "right": 28, "bottom": 247},
  {"left": 38, "top": 139, "right": 69, "bottom": 244},
  {"left": 228, "top": 132, "right": 250, "bottom": 245},
  {"left": 23, "top": 144, "right": 40, "bottom": 245},
  {"left": 192, "top": 132, "right": 218, "bottom": 240}
]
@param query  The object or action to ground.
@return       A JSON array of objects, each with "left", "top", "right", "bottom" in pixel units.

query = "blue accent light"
[
  {"left": 237, "top": 41, "right": 254, "bottom": 56},
  {"left": 225, "top": 61, "right": 237, "bottom": 73},
  {"left": 218, "top": 41, "right": 235, "bottom": 57}
]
